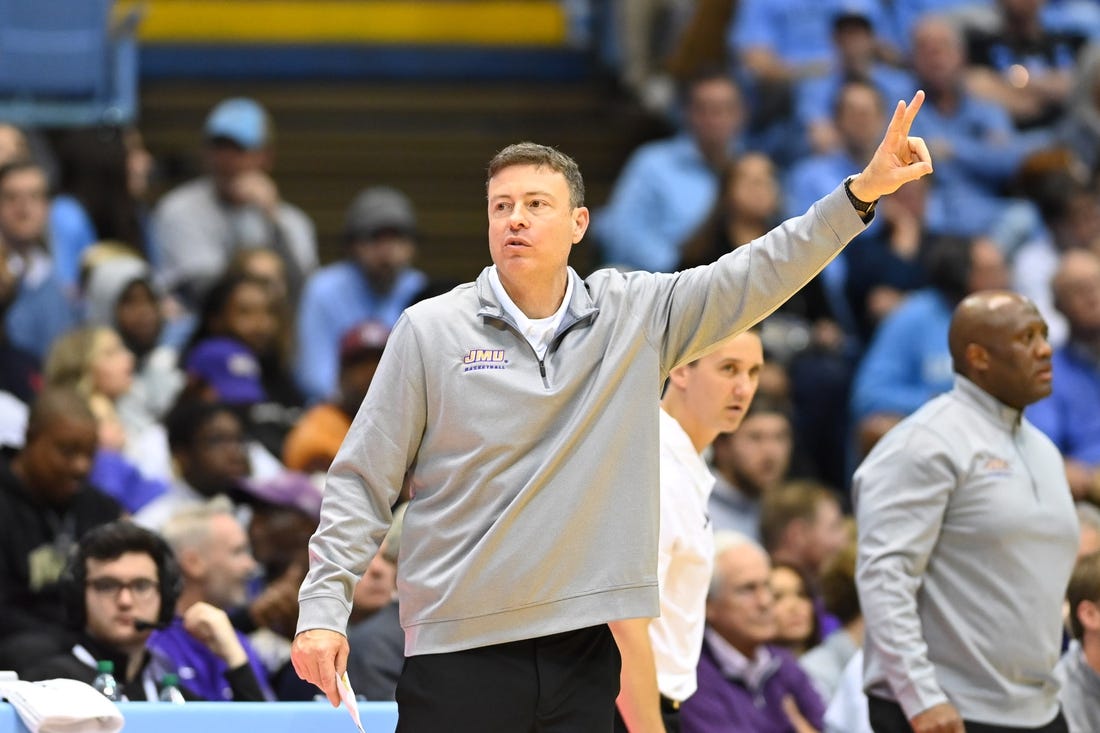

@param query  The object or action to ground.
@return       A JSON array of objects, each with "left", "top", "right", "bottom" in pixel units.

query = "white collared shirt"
[
  {"left": 651, "top": 408, "right": 717, "bottom": 702},
  {"left": 488, "top": 266, "right": 573, "bottom": 361}
]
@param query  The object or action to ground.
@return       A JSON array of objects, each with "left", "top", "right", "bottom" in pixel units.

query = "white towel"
[{"left": 0, "top": 678, "right": 124, "bottom": 733}]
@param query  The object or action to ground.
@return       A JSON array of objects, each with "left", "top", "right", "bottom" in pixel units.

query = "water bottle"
[
  {"left": 158, "top": 673, "right": 186, "bottom": 704},
  {"left": 92, "top": 660, "right": 121, "bottom": 701}
]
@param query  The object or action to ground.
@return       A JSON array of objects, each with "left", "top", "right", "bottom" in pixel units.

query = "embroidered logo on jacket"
[
  {"left": 463, "top": 348, "right": 508, "bottom": 372},
  {"left": 977, "top": 454, "right": 1012, "bottom": 475}
]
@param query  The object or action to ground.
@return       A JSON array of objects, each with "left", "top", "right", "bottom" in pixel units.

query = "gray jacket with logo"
[
  {"left": 855, "top": 376, "right": 1078, "bottom": 727},
  {"left": 297, "top": 184, "right": 867, "bottom": 656}
]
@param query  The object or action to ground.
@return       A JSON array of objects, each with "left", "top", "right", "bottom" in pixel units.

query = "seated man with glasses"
[{"left": 25, "top": 520, "right": 266, "bottom": 701}]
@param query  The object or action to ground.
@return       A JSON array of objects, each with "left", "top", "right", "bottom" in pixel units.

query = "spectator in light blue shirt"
[
  {"left": 1028, "top": 250, "right": 1100, "bottom": 504},
  {"left": 728, "top": 0, "right": 893, "bottom": 166},
  {"left": 786, "top": 79, "right": 889, "bottom": 337},
  {"left": 850, "top": 235, "right": 1010, "bottom": 454},
  {"left": 907, "top": 15, "right": 1033, "bottom": 238},
  {"left": 294, "top": 186, "right": 427, "bottom": 403},
  {"left": 0, "top": 160, "right": 75, "bottom": 360},
  {"left": 592, "top": 70, "right": 745, "bottom": 273},
  {"left": 796, "top": 8, "right": 915, "bottom": 155}
]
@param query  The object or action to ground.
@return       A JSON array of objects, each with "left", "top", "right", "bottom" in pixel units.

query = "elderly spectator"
[{"left": 680, "top": 531, "right": 825, "bottom": 732}]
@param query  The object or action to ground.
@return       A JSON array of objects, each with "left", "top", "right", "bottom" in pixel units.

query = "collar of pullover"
[
  {"left": 475, "top": 266, "right": 599, "bottom": 336},
  {"left": 953, "top": 374, "right": 1022, "bottom": 429}
]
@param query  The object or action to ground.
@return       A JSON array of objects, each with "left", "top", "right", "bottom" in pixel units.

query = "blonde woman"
[{"left": 44, "top": 326, "right": 170, "bottom": 510}]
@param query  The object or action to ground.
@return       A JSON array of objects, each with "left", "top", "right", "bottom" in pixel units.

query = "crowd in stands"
[{"left": 3, "top": 0, "right": 1100, "bottom": 729}]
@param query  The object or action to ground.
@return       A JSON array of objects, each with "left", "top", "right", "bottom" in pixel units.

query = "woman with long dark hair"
[{"left": 49, "top": 126, "right": 154, "bottom": 293}]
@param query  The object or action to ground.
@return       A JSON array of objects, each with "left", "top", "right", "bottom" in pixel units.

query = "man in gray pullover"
[
  {"left": 292, "top": 92, "right": 933, "bottom": 731},
  {"left": 855, "top": 291, "right": 1078, "bottom": 733}
]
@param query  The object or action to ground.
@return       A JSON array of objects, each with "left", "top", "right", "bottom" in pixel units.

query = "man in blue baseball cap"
[{"left": 152, "top": 97, "right": 317, "bottom": 312}]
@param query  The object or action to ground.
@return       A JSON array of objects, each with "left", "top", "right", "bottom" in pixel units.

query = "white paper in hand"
[{"left": 337, "top": 671, "right": 366, "bottom": 733}]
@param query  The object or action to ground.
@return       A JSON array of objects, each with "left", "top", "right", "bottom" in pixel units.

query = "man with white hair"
[
  {"left": 680, "top": 531, "right": 824, "bottom": 732},
  {"left": 147, "top": 498, "right": 274, "bottom": 701}
]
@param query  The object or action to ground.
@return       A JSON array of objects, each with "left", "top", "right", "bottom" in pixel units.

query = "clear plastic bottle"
[
  {"left": 158, "top": 673, "right": 185, "bottom": 704},
  {"left": 92, "top": 660, "right": 121, "bottom": 701}
]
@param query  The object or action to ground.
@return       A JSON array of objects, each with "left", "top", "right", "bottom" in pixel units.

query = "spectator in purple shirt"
[
  {"left": 681, "top": 531, "right": 825, "bottom": 733},
  {"left": 148, "top": 497, "right": 273, "bottom": 700}
]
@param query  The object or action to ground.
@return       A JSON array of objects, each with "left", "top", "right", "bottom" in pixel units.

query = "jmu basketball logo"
[
  {"left": 463, "top": 348, "right": 508, "bottom": 372},
  {"left": 978, "top": 454, "right": 1012, "bottom": 475}
]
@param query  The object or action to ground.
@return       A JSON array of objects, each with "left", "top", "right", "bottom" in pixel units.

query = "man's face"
[
  {"left": 804, "top": 498, "right": 848, "bottom": 573},
  {"left": 835, "top": 84, "right": 886, "bottom": 155},
  {"left": 979, "top": 298, "right": 1053, "bottom": 409},
  {"left": 177, "top": 411, "right": 250, "bottom": 496},
  {"left": 339, "top": 354, "right": 383, "bottom": 415},
  {"left": 84, "top": 552, "right": 161, "bottom": 648},
  {"left": 0, "top": 167, "right": 48, "bottom": 247},
  {"left": 249, "top": 506, "right": 315, "bottom": 579},
  {"left": 114, "top": 281, "right": 162, "bottom": 353},
  {"left": 205, "top": 140, "right": 267, "bottom": 198},
  {"left": 718, "top": 412, "right": 792, "bottom": 497},
  {"left": 352, "top": 551, "right": 397, "bottom": 616},
  {"left": 197, "top": 513, "right": 257, "bottom": 608},
  {"left": 1057, "top": 253, "right": 1100, "bottom": 334},
  {"left": 21, "top": 415, "right": 98, "bottom": 504},
  {"left": 675, "top": 332, "right": 764, "bottom": 438},
  {"left": 834, "top": 20, "right": 875, "bottom": 67},
  {"left": 967, "top": 238, "right": 1009, "bottom": 293},
  {"left": 487, "top": 164, "right": 588, "bottom": 289},
  {"left": 686, "top": 78, "right": 743, "bottom": 157},
  {"left": 912, "top": 20, "right": 964, "bottom": 91},
  {"left": 0, "top": 125, "right": 28, "bottom": 166},
  {"left": 350, "top": 232, "right": 415, "bottom": 290},
  {"left": 706, "top": 545, "right": 776, "bottom": 655}
]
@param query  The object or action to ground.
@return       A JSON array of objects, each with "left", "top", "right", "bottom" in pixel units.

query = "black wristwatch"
[{"left": 844, "top": 176, "right": 877, "bottom": 218}]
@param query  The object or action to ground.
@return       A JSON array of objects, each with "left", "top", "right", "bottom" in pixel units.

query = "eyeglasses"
[{"left": 86, "top": 577, "right": 159, "bottom": 600}]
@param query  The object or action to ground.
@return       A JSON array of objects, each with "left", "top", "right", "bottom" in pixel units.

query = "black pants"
[
  {"left": 868, "top": 696, "right": 1070, "bottom": 733},
  {"left": 612, "top": 696, "right": 681, "bottom": 733},
  {"left": 395, "top": 625, "right": 621, "bottom": 733}
]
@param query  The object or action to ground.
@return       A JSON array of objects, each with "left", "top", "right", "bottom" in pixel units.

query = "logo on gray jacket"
[{"left": 463, "top": 348, "right": 508, "bottom": 372}]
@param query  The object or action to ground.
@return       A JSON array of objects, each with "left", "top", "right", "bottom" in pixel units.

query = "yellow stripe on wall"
[{"left": 116, "top": 0, "right": 568, "bottom": 46}]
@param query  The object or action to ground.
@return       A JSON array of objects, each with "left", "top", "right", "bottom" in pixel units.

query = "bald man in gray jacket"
[{"left": 855, "top": 292, "right": 1077, "bottom": 733}]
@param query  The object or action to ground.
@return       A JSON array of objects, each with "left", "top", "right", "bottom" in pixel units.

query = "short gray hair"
[{"left": 161, "top": 496, "right": 236, "bottom": 554}]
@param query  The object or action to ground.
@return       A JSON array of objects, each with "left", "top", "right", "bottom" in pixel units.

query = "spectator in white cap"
[
  {"left": 152, "top": 97, "right": 317, "bottom": 312},
  {"left": 294, "top": 186, "right": 426, "bottom": 403}
]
